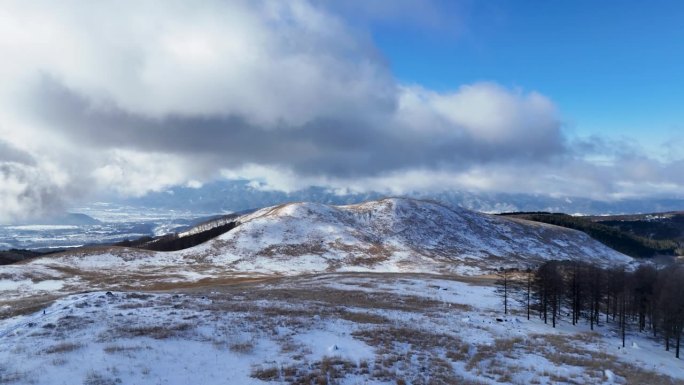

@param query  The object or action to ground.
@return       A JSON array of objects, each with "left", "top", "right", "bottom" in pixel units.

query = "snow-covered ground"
[
  {"left": 0, "top": 274, "right": 681, "bottom": 385},
  {"left": 1, "top": 198, "right": 667, "bottom": 384},
  {"left": 2, "top": 199, "right": 633, "bottom": 290},
  {"left": 0, "top": 198, "right": 637, "bottom": 318}
]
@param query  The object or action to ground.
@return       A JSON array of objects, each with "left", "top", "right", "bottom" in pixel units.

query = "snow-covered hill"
[
  {"left": 197, "top": 198, "right": 630, "bottom": 275},
  {"left": 0, "top": 198, "right": 632, "bottom": 306},
  {"left": 4, "top": 200, "right": 679, "bottom": 385},
  {"left": 6, "top": 198, "right": 628, "bottom": 277}
]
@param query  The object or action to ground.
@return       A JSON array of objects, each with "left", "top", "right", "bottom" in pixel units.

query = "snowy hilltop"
[
  {"left": 0, "top": 198, "right": 632, "bottom": 301},
  {"left": 198, "top": 197, "right": 631, "bottom": 275}
]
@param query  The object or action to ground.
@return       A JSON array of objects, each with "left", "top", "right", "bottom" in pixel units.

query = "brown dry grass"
[
  {"left": 259, "top": 243, "right": 328, "bottom": 257},
  {"left": 0, "top": 296, "right": 60, "bottom": 320},
  {"left": 466, "top": 337, "right": 525, "bottom": 371},
  {"left": 1, "top": 270, "right": 491, "bottom": 320},
  {"left": 253, "top": 357, "right": 359, "bottom": 385},
  {"left": 458, "top": 333, "right": 684, "bottom": 385},
  {"left": 350, "top": 327, "right": 479, "bottom": 385},
  {"left": 107, "top": 323, "right": 193, "bottom": 340},
  {"left": 252, "top": 287, "right": 468, "bottom": 313},
  {"left": 229, "top": 341, "right": 255, "bottom": 354},
  {"left": 83, "top": 371, "right": 120, "bottom": 385},
  {"left": 531, "top": 333, "right": 683, "bottom": 385},
  {"left": 251, "top": 366, "right": 279, "bottom": 381},
  {"left": 337, "top": 310, "right": 389, "bottom": 324},
  {"left": 0, "top": 369, "right": 28, "bottom": 384},
  {"left": 5, "top": 272, "right": 680, "bottom": 385},
  {"left": 43, "top": 342, "right": 82, "bottom": 355},
  {"left": 102, "top": 345, "right": 143, "bottom": 354}
]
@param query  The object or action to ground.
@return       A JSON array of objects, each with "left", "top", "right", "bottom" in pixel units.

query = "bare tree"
[
  {"left": 657, "top": 265, "right": 684, "bottom": 358},
  {"left": 525, "top": 266, "right": 533, "bottom": 320},
  {"left": 534, "top": 261, "right": 564, "bottom": 328},
  {"left": 586, "top": 264, "right": 603, "bottom": 330},
  {"left": 529, "top": 260, "right": 684, "bottom": 358},
  {"left": 496, "top": 267, "right": 514, "bottom": 315},
  {"left": 566, "top": 261, "right": 583, "bottom": 326},
  {"left": 632, "top": 265, "right": 657, "bottom": 333}
]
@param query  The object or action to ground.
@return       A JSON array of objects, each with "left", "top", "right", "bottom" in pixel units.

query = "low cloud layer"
[{"left": 0, "top": 1, "right": 681, "bottom": 222}]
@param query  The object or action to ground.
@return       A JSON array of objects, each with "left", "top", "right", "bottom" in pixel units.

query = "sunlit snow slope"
[
  {"left": 2, "top": 198, "right": 633, "bottom": 304},
  {"left": 194, "top": 198, "right": 631, "bottom": 275},
  {"left": 15, "top": 198, "right": 632, "bottom": 278}
]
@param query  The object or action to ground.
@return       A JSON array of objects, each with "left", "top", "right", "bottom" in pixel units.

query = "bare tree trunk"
[
  {"left": 504, "top": 272, "right": 508, "bottom": 315},
  {"left": 665, "top": 326, "right": 670, "bottom": 351},
  {"left": 621, "top": 293, "right": 626, "bottom": 348},
  {"left": 527, "top": 269, "right": 531, "bottom": 321},
  {"left": 552, "top": 295, "right": 557, "bottom": 328}
]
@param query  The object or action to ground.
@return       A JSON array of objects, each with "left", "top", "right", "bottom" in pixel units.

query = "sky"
[
  {"left": 0, "top": 0, "right": 682, "bottom": 223},
  {"left": 365, "top": 0, "right": 684, "bottom": 149}
]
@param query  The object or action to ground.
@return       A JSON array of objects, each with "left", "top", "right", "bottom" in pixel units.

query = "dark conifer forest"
[
  {"left": 500, "top": 212, "right": 682, "bottom": 258},
  {"left": 501, "top": 262, "right": 684, "bottom": 358}
]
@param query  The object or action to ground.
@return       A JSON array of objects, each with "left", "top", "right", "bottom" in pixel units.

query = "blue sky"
[{"left": 368, "top": 0, "right": 684, "bottom": 150}]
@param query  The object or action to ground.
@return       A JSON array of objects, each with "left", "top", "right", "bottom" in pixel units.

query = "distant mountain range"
[
  {"left": 14, "top": 213, "right": 102, "bottom": 226},
  {"left": 118, "top": 180, "right": 684, "bottom": 215}
]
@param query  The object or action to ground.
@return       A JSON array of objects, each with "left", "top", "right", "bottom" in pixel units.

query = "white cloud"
[
  {"left": 395, "top": 83, "right": 563, "bottom": 153},
  {"left": 0, "top": 0, "right": 681, "bottom": 222},
  {"left": 0, "top": 161, "right": 72, "bottom": 223},
  {"left": 91, "top": 150, "right": 206, "bottom": 197},
  {"left": 0, "top": 0, "right": 395, "bottom": 126}
]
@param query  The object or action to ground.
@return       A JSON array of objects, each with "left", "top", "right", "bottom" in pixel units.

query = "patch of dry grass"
[
  {"left": 229, "top": 341, "right": 254, "bottom": 354},
  {"left": 0, "top": 367, "right": 29, "bottom": 384},
  {"left": 43, "top": 342, "right": 83, "bottom": 354},
  {"left": 352, "top": 327, "right": 477, "bottom": 385},
  {"left": 251, "top": 365, "right": 279, "bottom": 381},
  {"left": 83, "top": 371, "right": 120, "bottom": 385},
  {"left": 516, "top": 333, "right": 683, "bottom": 385},
  {"left": 0, "top": 297, "right": 59, "bottom": 320},
  {"left": 254, "top": 287, "right": 461, "bottom": 312},
  {"left": 102, "top": 345, "right": 143, "bottom": 354},
  {"left": 337, "top": 310, "right": 389, "bottom": 324},
  {"left": 108, "top": 323, "right": 193, "bottom": 340},
  {"left": 253, "top": 357, "right": 358, "bottom": 385}
]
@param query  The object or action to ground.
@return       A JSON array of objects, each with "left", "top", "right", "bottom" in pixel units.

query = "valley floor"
[{"left": 0, "top": 273, "right": 682, "bottom": 385}]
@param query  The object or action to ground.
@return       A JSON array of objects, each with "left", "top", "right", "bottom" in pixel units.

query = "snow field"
[
  {"left": 1, "top": 274, "right": 681, "bottom": 385},
  {"left": 0, "top": 198, "right": 636, "bottom": 310}
]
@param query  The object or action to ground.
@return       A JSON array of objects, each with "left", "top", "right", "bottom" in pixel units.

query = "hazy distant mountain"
[
  {"left": 119, "top": 180, "right": 684, "bottom": 215},
  {"left": 15, "top": 213, "right": 102, "bottom": 226}
]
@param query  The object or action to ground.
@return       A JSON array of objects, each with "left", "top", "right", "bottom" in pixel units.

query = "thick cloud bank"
[{"left": 0, "top": 1, "right": 681, "bottom": 222}]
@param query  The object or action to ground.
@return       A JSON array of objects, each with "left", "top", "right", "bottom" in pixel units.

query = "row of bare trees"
[{"left": 496, "top": 261, "right": 684, "bottom": 358}]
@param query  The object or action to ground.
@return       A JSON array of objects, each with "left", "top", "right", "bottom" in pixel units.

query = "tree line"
[
  {"left": 116, "top": 221, "right": 237, "bottom": 251},
  {"left": 497, "top": 261, "right": 684, "bottom": 359},
  {"left": 499, "top": 212, "right": 679, "bottom": 258}
]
